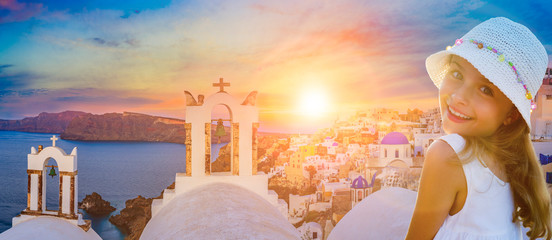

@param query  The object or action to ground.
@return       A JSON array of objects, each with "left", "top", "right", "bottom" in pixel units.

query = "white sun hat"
[{"left": 426, "top": 17, "right": 548, "bottom": 129}]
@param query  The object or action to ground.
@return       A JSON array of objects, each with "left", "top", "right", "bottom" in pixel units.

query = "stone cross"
[
  {"left": 213, "top": 78, "right": 230, "bottom": 92},
  {"left": 51, "top": 135, "right": 58, "bottom": 147}
]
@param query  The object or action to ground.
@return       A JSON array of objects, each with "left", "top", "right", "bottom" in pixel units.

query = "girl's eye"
[
  {"left": 450, "top": 70, "right": 463, "bottom": 80},
  {"left": 480, "top": 86, "right": 494, "bottom": 96}
]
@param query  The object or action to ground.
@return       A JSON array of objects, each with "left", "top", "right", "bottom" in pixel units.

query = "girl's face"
[{"left": 439, "top": 55, "right": 515, "bottom": 137}]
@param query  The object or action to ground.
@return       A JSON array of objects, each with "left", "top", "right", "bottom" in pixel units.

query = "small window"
[
  {"left": 546, "top": 95, "right": 552, "bottom": 100},
  {"left": 395, "top": 150, "right": 399, "bottom": 158},
  {"left": 313, "top": 232, "right": 318, "bottom": 239}
]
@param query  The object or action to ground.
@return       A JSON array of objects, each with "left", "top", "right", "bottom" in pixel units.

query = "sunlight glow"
[{"left": 299, "top": 89, "right": 329, "bottom": 116}]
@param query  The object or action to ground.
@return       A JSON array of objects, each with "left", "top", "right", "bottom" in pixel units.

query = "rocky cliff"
[
  {"left": 211, "top": 143, "right": 231, "bottom": 172},
  {"left": 0, "top": 111, "right": 87, "bottom": 133},
  {"left": 60, "top": 112, "right": 187, "bottom": 144},
  {"left": 1, "top": 110, "right": 234, "bottom": 143},
  {"left": 109, "top": 182, "right": 175, "bottom": 240},
  {"left": 61, "top": 112, "right": 232, "bottom": 144},
  {"left": 78, "top": 192, "right": 116, "bottom": 216},
  {"left": 109, "top": 195, "right": 153, "bottom": 240}
]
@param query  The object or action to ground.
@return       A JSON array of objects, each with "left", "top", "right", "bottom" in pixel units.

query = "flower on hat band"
[{"left": 447, "top": 38, "right": 537, "bottom": 111}]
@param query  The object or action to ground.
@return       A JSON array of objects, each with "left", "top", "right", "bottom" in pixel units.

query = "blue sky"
[{"left": 1, "top": 0, "right": 551, "bottom": 132}]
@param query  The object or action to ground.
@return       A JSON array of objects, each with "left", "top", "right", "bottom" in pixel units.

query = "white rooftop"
[
  {"left": 141, "top": 183, "right": 300, "bottom": 239},
  {"left": 328, "top": 187, "right": 416, "bottom": 240},
  {"left": 0, "top": 216, "right": 101, "bottom": 240}
]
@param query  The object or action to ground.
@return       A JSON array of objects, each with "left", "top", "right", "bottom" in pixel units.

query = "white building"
[
  {"left": 531, "top": 71, "right": 552, "bottom": 140},
  {"left": 420, "top": 107, "right": 443, "bottom": 134},
  {"left": 377, "top": 132, "right": 412, "bottom": 167},
  {"left": 304, "top": 155, "right": 340, "bottom": 179},
  {"left": 380, "top": 166, "right": 409, "bottom": 189},
  {"left": 321, "top": 137, "right": 338, "bottom": 155},
  {"left": 367, "top": 144, "right": 380, "bottom": 158},
  {"left": 298, "top": 222, "right": 323, "bottom": 240},
  {"left": 268, "top": 165, "right": 285, "bottom": 178},
  {"left": 335, "top": 153, "right": 348, "bottom": 165},
  {"left": 289, "top": 194, "right": 312, "bottom": 218},
  {"left": 290, "top": 135, "right": 311, "bottom": 147},
  {"left": 350, "top": 176, "right": 371, "bottom": 208},
  {"left": 318, "top": 181, "right": 350, "bottom": 202},
  {"left": 413, "top": 133, "right": 443, "bottom": 156},
  {"left": 347, "top": 143, "right": 361, "bottom": 153}
]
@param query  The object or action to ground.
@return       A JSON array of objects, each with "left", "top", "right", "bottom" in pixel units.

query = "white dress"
[{"left": 433, "top": 134, "right": 522, "bottom": 240}]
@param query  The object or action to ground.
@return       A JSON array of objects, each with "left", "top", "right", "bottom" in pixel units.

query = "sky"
[{"left": 1, "top": 0, "right": 551, "bottom": 133}]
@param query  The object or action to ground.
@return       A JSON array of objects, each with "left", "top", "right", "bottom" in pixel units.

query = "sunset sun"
[{"left": 299, "top": 89, "right": 330, "bottom": 116}]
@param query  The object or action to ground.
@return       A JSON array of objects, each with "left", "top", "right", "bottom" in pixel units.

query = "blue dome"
[
  {"left": 351, "top": 176, "right": 369, "bottom": 189},
  {"left": 381, "top": 132, "right": 409, "bottom": 145}
]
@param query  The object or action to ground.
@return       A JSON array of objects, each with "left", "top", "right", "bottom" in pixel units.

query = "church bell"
[
  {"left": 215, "top": 119, "right": 226, "bottom": 137},
  {"left": 48, "top": 166, "right": 57, "bottom": 178}
]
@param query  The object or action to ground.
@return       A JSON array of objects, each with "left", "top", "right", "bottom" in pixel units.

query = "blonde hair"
[{"left": 459, "top": 110, "right": 551, "bottom": 240}]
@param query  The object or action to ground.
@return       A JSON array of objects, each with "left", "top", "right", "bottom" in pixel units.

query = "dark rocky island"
[
  {"left": 78, "top": 192, "right": 116, "bottom": 216},
  {"left": 109, "top": 182, "right": 174, "bottom": 240},
  {"left": 109, "top": 195, "right": 153, "bottom": 240}
]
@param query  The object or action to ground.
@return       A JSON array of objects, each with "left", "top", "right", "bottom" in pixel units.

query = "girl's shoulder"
[
  {"left": 425, "top": 138, "right": 461, "bottom": 167},
  {"left": 438, "top": 134, "right": 466, "bottom": 154},
  {"left": 425, "top": 134, "right": 465, "bottom": 164}
]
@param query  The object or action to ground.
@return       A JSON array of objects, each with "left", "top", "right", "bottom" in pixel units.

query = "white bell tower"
[
  {"left": 13, "top": 135, "right": 91, "bottom": 231},
  {"left": 151, "top": 78, "right": 288, "bottom": 218}
]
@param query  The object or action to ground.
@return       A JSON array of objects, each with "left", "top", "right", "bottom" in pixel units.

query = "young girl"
[{"left": 406, "top": 17, "right": 551, "bottom": 239}]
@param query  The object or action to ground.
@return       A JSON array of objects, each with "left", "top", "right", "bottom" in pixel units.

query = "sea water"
[{"left": 0, "top": 131, "right": 226, "bottom": 240}]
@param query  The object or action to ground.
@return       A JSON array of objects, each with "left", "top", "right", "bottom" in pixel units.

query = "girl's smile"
[
  {"left": 439, "top": 55, "right": 515, "bottom": 137},
  {"left": 446, "top": 102, "right": 473, "bottom": 122}
]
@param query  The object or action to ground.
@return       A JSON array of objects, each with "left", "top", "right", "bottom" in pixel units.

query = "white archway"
[
  {"left": 44, "top": 157, "right": 60, "bottom": 212},
  {"left": 210, "top": 103, "right": 233, "bottom": 173},
  {"left": 387, "top": 159, "right": 409, "bottom": 168}
]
